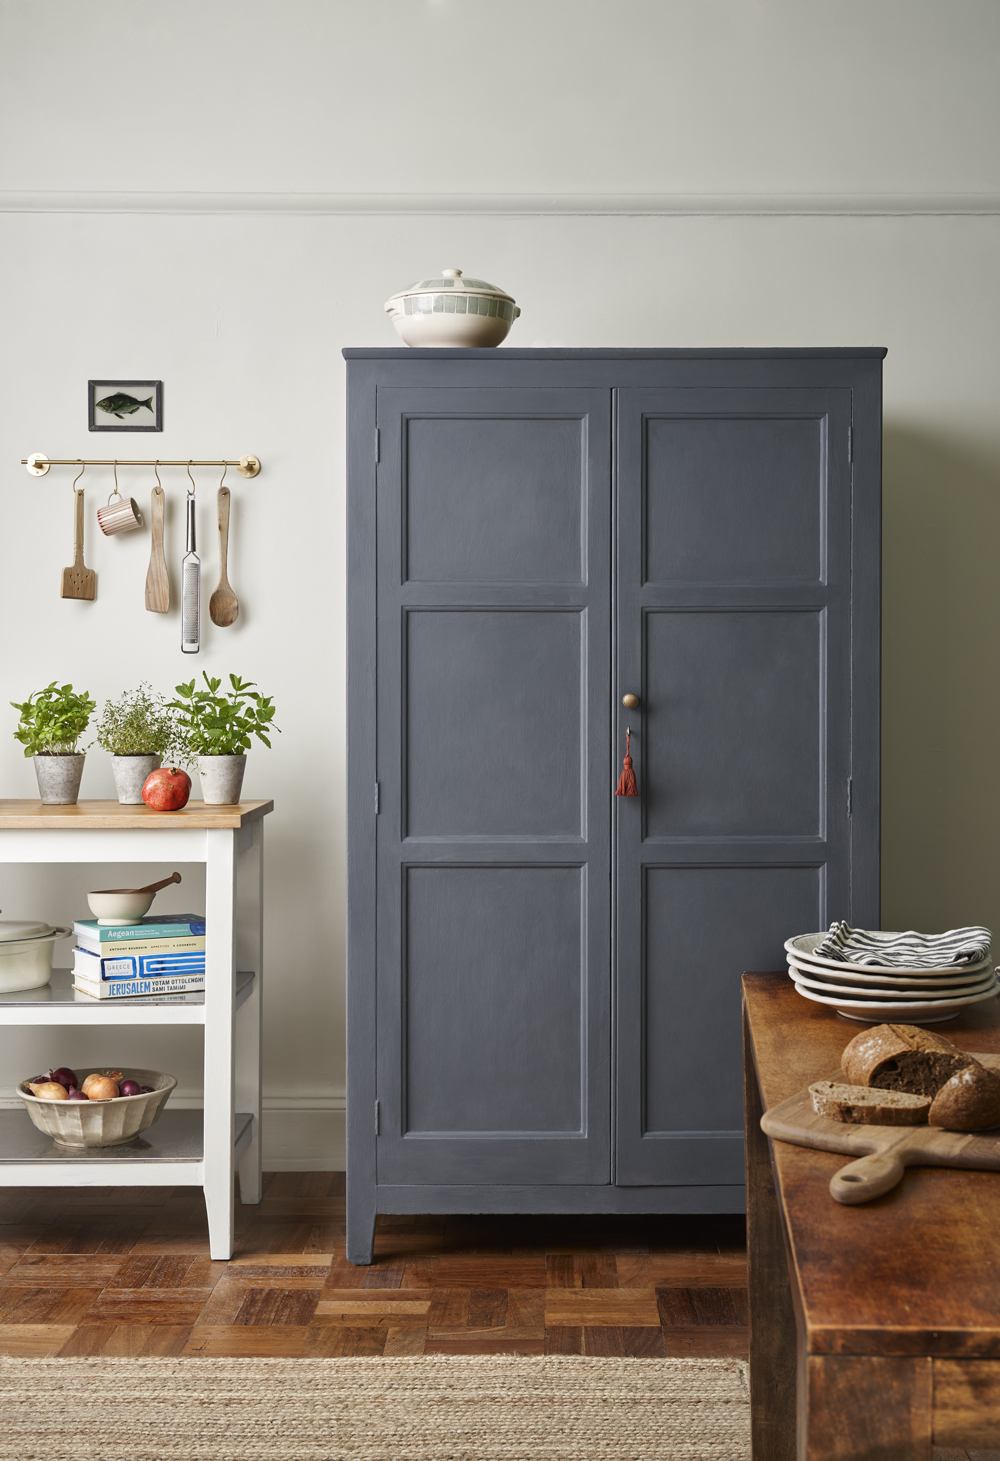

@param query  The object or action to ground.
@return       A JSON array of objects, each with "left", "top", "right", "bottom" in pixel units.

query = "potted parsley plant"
[
  {"left": 169, "top": 673, "right": 278, "bottom": 804},
  {"left": 11, "top": 682, "right": 97, "bottom": 804}
]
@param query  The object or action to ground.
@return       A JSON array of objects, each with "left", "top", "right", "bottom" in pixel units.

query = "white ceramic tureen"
[{"left": 384, "top": 267, "right": 520, "bottom": 348}]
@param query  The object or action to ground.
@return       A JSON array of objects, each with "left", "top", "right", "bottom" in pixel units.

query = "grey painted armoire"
[{"left": 345, "top": 347, "right": 883, "bottom": 1263}]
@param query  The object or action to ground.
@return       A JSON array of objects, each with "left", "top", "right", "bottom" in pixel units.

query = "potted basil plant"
[
  {"left": 11, "top": 682, "right": 97, "bottom": 805},
  {"left": 169, "top": 673, "right": 278, "bottom": 805},
  {"left": 96, "top": 683, "right": 189, "bottom": 804}
]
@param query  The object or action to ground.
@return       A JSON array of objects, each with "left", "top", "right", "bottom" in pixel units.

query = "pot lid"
[
  {"left": 0, "top": 919, "right": 56, "bottom": 942},
  {"left": 387, "top": 267, "right": 515, "bottom": 303}
]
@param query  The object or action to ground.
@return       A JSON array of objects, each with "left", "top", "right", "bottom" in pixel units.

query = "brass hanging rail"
[{"left": 21, "top": 453, "right": 261, "bottom": 477}]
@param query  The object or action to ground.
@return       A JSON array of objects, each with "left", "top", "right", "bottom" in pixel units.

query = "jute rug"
[{"left": 0, "top": 1354, "right": 749, "bottom": 1461}]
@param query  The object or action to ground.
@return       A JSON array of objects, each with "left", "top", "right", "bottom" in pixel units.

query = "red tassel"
[{"left": 615, "top": 729, "right": 638, "bottom": 797}]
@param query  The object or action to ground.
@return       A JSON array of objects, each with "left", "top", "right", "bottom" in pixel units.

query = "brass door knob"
[{"left": 622, "top": 694, "right": 640, "bottom": 709}]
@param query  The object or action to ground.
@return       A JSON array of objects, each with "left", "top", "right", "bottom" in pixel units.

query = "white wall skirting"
[{"left": 2, "top": 192, "right": 1000, "bottom": 217}]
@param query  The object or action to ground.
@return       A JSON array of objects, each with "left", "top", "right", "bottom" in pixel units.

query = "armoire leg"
[{"left": 346, "top": 1188, "right": 376, "bottom": 1265}]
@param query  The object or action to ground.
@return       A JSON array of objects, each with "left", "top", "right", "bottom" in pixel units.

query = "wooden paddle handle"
[
  {"left": 830, "top": 1149, "right": 907, "bottom": 1204},
  {"left": 73, "top": 489, "right": 85, "bottom": 565},
  {"left": 218, "top": 487, "right": 230, "bottom": 576}
]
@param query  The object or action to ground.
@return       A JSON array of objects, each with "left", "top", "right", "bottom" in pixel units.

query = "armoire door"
[
  {"left": 374, "top": 385, "right": 612, "bottom": 1186},
  {"left": 614, "top": 386, "right": 855, "bottom": 1187}
]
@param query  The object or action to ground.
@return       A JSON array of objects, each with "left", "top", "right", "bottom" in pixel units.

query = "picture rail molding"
[{"left": 2, "top": 191, "right": 1000, "bottom": 217}]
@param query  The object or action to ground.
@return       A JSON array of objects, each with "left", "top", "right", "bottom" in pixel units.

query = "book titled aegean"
[{"left": 72, "top": 913, "right": 206, "bottom": 943}]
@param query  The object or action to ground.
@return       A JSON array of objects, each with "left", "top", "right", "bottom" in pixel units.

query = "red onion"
[
  {"left": 67, "top": 1088, "right": 89, "bottom": 1101},
  {"left": 119, "top": 1079, "right": 142, "bottom": 1097},
  {"left": 49, "top": 1067, "right": 78, "bottom": 1088}
]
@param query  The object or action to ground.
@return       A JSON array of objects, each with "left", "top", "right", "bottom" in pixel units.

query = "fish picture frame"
[{"left": 89, "top": 380, "right": 163, "bottom": 432}]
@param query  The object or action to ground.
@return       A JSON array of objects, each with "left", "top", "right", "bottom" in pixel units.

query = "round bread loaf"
[
  {"left": 842, "top": 1022, "right": 976, "bottom": 1095},
  {"left": 809, "top": 1080, "right": 931, "bottom": 1125},
  {"left": 928, "top": 1063, "right": 1000, "bottom": 1131}
]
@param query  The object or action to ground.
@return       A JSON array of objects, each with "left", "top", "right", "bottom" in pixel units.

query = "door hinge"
[
  {"left": 847, "top": 778, "right": 853, "bottom": 816},
  {"left": 375, "top": 1099, "right": 380, "bottom": 1136},
  {"left": 374, "top": 781, "right": 380, "bottom": 814},
  {"left": 847, "top": 426, "right": 853, "bottom": 463},
  {"left": 375, "top": 428, "right": 380, "bottom": 464}
]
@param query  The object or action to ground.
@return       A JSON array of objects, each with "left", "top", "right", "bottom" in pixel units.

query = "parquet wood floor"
[{"left": 0, "top": 1172, "right": 748, "bottom": 1360}]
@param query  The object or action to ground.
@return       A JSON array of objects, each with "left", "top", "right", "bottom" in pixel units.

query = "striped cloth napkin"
[{"left": 814, "top": 921, "right": 992, "bottom": 969}]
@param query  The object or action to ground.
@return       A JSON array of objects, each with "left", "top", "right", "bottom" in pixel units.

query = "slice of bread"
[
  {"left": 841, "top": 1023, "right": 976, "bottom": 1095},
  {"left": 809, "top": 1080, "right": 931, "bottom": 1125}
]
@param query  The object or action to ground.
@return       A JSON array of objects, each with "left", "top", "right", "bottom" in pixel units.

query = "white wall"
[{"left": 1, "top": 2, "right": 999, "bottom": 1166}]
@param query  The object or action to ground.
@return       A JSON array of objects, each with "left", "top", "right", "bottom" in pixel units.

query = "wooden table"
[
  {"left": 743, "top": 972, "right": 1000, "bottom": 1461},
  {"left": 0, "top": 799, "right": 272, "bottom": 1260}
]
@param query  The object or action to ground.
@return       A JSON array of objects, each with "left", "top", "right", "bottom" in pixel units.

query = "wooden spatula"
[
  {"left": 209, "top": 485, "right": 239, "bottom": 626},
  {"left": 60, "top": 489, "right": 96, "bottom": 600},
  {"left": 145, "top": 484, "right": 169, "bottom": 613}
]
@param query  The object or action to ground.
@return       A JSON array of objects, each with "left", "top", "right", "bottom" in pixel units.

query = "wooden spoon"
[
  {"left": 89, "top": 871, "right": 182, "bottom": 896},
  {"left": 209, "top": 486, "right": 239, "bottom": 627},
  {"left": 60, "top": 489, "right": 96, "bottom": 600},
  {"left": 145, "top": 484, "right": 169, "bottom": 613}
]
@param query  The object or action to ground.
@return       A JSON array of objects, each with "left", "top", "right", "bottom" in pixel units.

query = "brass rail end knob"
[{"left": 622, "top": 693, "right": 640, "bottom": 709}]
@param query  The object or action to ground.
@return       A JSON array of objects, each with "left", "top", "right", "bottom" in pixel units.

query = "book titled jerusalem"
[
  {"left": 72, "top": 913, "right": 206, "bottom": 943},
  {"left": 73, "top": 947, "right": 206, "bottom": 982},
  {"left": 73, "top": 973, "right": 206, "bottom": 1000}
]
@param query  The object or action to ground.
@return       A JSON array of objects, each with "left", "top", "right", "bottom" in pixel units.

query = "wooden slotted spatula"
[
  {"left": 209, "top": 485, "right": 239, "bottom": 626},
  {"left": 145, "top": 483, "right": 169, "bottom": 613},
  {"left": 60, "top": 489, "right": 96, "bottom": 600}
]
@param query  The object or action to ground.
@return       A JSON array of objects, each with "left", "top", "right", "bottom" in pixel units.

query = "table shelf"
[
  {"left": 0, "top": 969, "right": 256, "bottom": 1025},
  {"left": 0, "top": 1110, "right": 254, "bottom": 1188},
  {"left": 0, "top": 799, "right": 270, "bottom": 1256}
]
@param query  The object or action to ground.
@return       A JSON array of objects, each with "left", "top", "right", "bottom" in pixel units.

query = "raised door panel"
[
  {"left": 644, "top": 414, "right": 822, "bottom": 583},
  {"left": 616, "top": 385, "right": 853, "bottom": 1188},
  {"left": 375, "top": 385, "right": 611, "bottom": 1187},
  {"left": 405, "top": 416, "right": 585, "bottom": 584},
  {"left": 404, "top": 866, "right": 583, "bottom": 1134},
  {"left": 405, "top": 609, "right": 583, "bottom": 839},
  {"left": 639, "top": 864, "right": 822, "bottom": 1184},
  {"left": 644, "top": 608, "right": 822, "bottom": 839}
]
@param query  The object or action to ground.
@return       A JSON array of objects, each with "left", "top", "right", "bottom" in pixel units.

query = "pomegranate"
[{"left": 142, "top": 766, "right": 192, "bottom": 811}]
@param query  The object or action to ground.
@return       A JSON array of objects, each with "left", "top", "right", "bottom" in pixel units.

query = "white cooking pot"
[{"left": 0, "top": 920, "right": 72, "bottom": 994}]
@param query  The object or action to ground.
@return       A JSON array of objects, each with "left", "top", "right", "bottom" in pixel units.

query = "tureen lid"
[
  {"left": 386, "top": 267, "right": 515, "bottom": 305},
  {"left": 0, "top": 918, "right": 56, "bottom": 942}
]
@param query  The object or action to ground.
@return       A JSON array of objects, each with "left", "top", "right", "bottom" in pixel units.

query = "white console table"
[{"left": 0, "top": 798, "right": 272, "bottom": 1259}]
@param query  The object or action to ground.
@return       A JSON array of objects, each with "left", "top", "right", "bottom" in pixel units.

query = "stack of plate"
[{"left": 785, "top": 932, "right": 999, "bottom": 1024}]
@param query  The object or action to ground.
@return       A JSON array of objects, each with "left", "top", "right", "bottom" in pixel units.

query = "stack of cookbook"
[{"left": 72, "top": 913, "right": 206, "bottom": 1000}]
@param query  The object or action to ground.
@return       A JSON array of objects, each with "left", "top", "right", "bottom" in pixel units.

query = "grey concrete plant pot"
[
  {"left": 196, "top": 754, "right": 246, "bottom": 805},
  {"left": 111, "top": 754, "right": 162, "bottom": 805},
  {"left": 33, "top": 753, "right": 86, "bottom": 805}
]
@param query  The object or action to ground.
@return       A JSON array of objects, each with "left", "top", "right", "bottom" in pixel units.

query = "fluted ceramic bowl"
[
  {"left": 385, "top": 267, "right": 520, "bottom": 347},
  {"left": 18, "top": 1068, "right": 176, "bottom": 1147}
]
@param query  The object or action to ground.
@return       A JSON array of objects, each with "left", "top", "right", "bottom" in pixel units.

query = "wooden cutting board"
[{"left": 760, "top": 1051, "right": 1000, "bottom": 1204}]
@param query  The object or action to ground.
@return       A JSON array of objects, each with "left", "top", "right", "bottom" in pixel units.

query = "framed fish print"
[{"left": 89, "top": 379, "right": 163, "bottom": 432}]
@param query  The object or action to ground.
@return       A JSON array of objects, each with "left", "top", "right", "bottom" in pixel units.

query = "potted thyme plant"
[
  {"left": 11, "top": 682, "right": 97, "bottom": 805},
  {"left": 169, "top": 673, "right": 278, "bottom": 804},
  {"left": 96, "top": 683, "right": 189, "bottom": 804}
]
